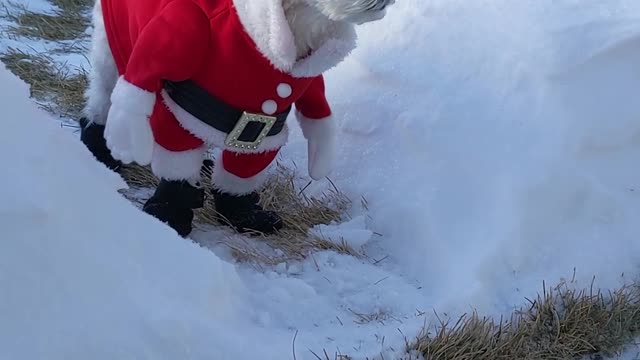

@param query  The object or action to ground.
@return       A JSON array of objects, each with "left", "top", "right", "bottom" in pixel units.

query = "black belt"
[{"left": 163, "top": 80, "right": 290, "bottom": 147}]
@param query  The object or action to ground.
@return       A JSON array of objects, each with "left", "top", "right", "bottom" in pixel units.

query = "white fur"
[
  {"left": 283, "top": 0, "right": 342, "bottom": 59},
  {"left": 104, "top": 76, "right": 156, "bottom": 165},
  {"left": 296, "top": 110, "right": 336, "bottom": 141},
  {"left": 308, "top": 0, "right": 394, "bottom": 24},
  {"left": 160, "top": 90, "right": 290, "bottom": 154},
  {"left": 283, "top": 0, "right": 358, "bottom": 77},
  {"left": 295, "top": 110, "right": 337, "bottom": 180},
  {"left": 150, "top": 143, "right": 207, "bottom": 181},
  {"left": 289, "top": 31, "right": 356, "bottom": 77},
  {"left": 82, "top": 0, "right": 118, "bottom": 125},
  {"left": 232, "top": 0, "right": 358, "bottom": 77},
  {"left": 212, "top": 156, "right": 272, "bottom": 195},
  {"left": 283, "top": 0, "right": 390, "bottom": 58},
  {"left": 232, "top": 0, "right": 296, "bottom": 72}
]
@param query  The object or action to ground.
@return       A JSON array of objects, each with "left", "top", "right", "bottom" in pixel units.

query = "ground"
[{"left": 2, "top": 0, "right": 640, "bottom": 359}]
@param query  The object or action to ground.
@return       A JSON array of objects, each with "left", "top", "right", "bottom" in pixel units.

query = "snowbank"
[
  {"left": 0, "top": 64, "right": 251, "bottom": 359},
  {"left": 283, "top": 0, "right": 640, "bottom": 317},
  {"left": 0, "top": 58, "right": 404, "bottom": 360}
]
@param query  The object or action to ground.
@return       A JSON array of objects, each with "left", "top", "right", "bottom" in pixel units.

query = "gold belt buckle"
[{"left": 224, "top": 111, "right": 277, "bottom": 150}]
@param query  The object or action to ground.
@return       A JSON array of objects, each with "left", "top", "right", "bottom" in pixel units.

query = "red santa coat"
[{"left": 101, "top": 0, "right": 357, "bottom": 158}]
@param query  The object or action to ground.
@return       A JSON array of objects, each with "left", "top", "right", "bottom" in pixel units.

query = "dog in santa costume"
[{"left": 78, "top": 0, "right": 393, "bottom": 236}]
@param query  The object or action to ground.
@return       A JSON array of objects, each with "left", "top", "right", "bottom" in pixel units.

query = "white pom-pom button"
[
  {"left": 261, "top": 100, "right": 277, "bottom": 115},
  {"left": 277, "top": 83, "right": 292, "bottom": 98}
]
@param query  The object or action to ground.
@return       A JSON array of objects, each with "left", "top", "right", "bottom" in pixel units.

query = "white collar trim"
[{"left": 231, "top": 0, "right": 357, "bottom": 78}]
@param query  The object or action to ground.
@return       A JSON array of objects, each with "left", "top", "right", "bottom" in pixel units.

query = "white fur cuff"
[
  {"left": 104, "top": 76, "right": 156, "bottom": 165},
  {"left": 212, "top": 160, "right": 270, "bottom": 195},
  {"left": 110, "top": 76, "right": 156, "bottom": 117},
  {"left": 296, "top": 110, "right": 337, "bottom": 180},
  {"left": 296, "top": 110, "right": 336, "bottom": 142},
  {"left": 150, "top": 143, "right": 207, "bottom": 181}
]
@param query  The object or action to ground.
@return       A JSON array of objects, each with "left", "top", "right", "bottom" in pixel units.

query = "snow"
[
  {"left": 0, "top": 61, "right": 258, "bottom": 359},
  {"left": 309, "top": 215, "right": 373, "bottom": 249},
  {"left": 288, "top": 0, "right": 640, "bottom": 318},
  {"left": 2, "top": 0, "right": 640, "bottom": 359},
  {"left": 617, "top": 343, "right": 640, "bottom": 360},
  {"left": 0, "top": 0, "right": 90, "bottom": 69}
]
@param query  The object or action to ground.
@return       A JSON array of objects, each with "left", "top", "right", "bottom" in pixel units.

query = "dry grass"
[
  {"left": 348, "top": 308, "right": 393, "bottom": 325},
  {"left": 0, "top": 47, "right": 87, "bottom": 118},
  {"left": 0, "top": 0, "right": 90, "bottom": 119},
  {"left": 49, "top": 0, "right": 93, "bottom": 13},
  {"left": 406, "top": 278, "right": 640, "bottom": 360},
  {"left": 1, "top": 0, "right": 91, "bottom": 41},
  {"left": 4, "top": 9, "right": 88, "bottom": 41},
  {"left": 120, "top": 159, "right": 360, "bottom": 264}
]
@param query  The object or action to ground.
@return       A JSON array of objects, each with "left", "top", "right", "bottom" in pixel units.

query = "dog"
[{"left": 79, "top": 0, "right": 393, "bottom": 237}]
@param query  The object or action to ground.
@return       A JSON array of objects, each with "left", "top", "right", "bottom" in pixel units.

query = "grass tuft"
[
  {"left": 1, "top": 0, "right": 91, "bottom": 41},
  {"left": 50, "top": 0, "right": 93, "bottom": 14},
  {"left": 5, "top": 9, "right": 88, "bottom": 41},
  {"left": 0, "top": 47, "right": 87, "bottom": 118},
  {"left": 407, "top": 279, "right": 640, "bottom": 360}
]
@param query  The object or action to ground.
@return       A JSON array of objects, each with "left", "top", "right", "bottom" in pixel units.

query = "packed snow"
[
  {"left": 615, "top": 343, "right": 640, "bottom": 360},
  {"left": 0, "top": 62, "right": 249, "bottom": 358},
  {"left": 2, "top": 0, "right": 640, "bottom": 359}
]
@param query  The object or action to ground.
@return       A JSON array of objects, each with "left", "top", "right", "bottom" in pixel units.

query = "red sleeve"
[
  {"left": 295, "top": 76, "right": 332, "bottom": 119},
  {"left": 123, "top": 0, "right": 211, "bottom": 92}
]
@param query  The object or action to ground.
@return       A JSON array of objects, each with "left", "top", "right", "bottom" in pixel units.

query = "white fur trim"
[
  {"left": 211, "top": 157, "right": 271, "bottom": 195},
  {"left": 232, "top": 0, "right": 296, "bottom": 73},
  {"left": 104, "top": 76, "right": 156, "bottom": 165},
  {"left": 150, "top": 143, "right": 207, "bottom": 181},
  {"left": 296, "top": 110, "right": 336, "bottom": 142},
  {"left": 232, "top": 0, "right": 357, "bottom": 77},
  {"left": 160, "top": 90, "right": 289, "bottom": 153},
  {"left": 110, "top": 76, "right": 156, "bottom": 117},
  {"left": 296, "top": 110, "right": 337, "bottom": 180},
  {"left": 82, "top": 0, "right": 118, "bottom": 125},
  {"left": 289, "top": 23, "right": 357, "bottom": 77}
]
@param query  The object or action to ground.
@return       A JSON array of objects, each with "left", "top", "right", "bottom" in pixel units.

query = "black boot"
[
  {"left": 142, "top": 179, "right": 205, "bottom": 237},
  {"left": 78, "top": 117, "right": 122, "bottom": 171},
  {"left": 213, "top": 189, "right": 283, "bottom": 235}
]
